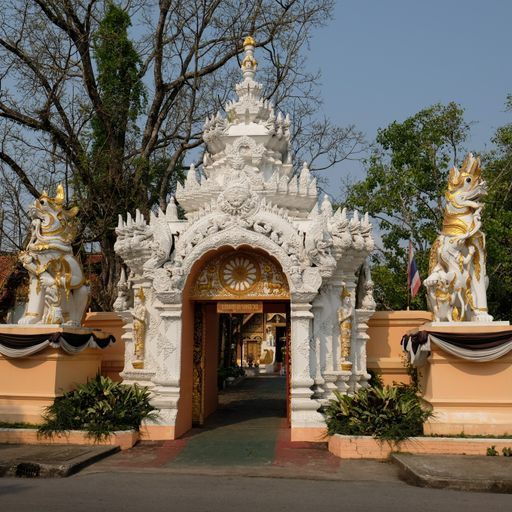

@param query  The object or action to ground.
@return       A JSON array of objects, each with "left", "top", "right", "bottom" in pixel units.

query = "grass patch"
[{"left": 426, "top": 433, "right": 512, "bottom": 439}]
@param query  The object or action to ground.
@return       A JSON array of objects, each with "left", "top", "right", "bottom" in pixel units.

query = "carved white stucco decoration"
[
  {"left": 18, "top": 185, "right": 90, "bottom": 326},
  {"left": 425, "top": 154, "right": 493, "bottom": 323},
  {"left": 114, "top": 37, "right": 376, "bottom": 435}
]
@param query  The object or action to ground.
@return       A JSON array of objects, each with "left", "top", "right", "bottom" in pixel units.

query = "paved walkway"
[
  {"left": 172, "top": 375, "right": 285, "bottom": 466},
  {"left": 86, "top": 375, "right": 396, "bottom": 480}
]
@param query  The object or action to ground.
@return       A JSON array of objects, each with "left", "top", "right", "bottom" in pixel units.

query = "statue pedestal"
[
  {"left": 406, "top": 322, "right": 512, "bottom": 436},
  {"left": 0, "top": 325, "right": 114, "bottom": 424}
]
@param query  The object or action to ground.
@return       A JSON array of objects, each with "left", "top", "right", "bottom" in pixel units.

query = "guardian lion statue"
[
  {"left": 18, "top": 185, "right": 90, "bottom": 326},
  {"left": 424, "top": 154, "right": 493, "bottom": 322}
]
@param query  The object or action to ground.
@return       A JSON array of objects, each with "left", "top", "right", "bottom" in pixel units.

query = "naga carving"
[
  {"left": 425, "top": 154, "right": 493, "bottom": 322},
  {"left": 18, "top": 185, "right": 89, "bottom": 326}
]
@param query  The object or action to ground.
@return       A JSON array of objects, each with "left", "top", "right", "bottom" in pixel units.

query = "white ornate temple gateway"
[{"left": 114, "top": 37, "right": 375, "bottom": 441}]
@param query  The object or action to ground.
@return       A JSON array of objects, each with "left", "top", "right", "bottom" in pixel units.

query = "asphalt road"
[{"left": 0, "top": 473, "right": 510, "bottom": 512}]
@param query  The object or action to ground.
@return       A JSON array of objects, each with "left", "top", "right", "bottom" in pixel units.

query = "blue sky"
[{"left": 308, "top": 0, "right": 512, "bottom": 196}]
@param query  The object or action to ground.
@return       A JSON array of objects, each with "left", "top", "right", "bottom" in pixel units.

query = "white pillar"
[
  {"left": 353, "top": 309, "right": 373, "bottom": 388},
  {"left": 290, "top": 301, "right": 324, "bottom": 428},
  {"left": 149, "top": 301, "right": 182, "bottom": 427}
]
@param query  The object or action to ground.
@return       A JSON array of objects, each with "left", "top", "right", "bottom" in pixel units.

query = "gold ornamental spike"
[
  {"left": 447, "top": 166, "right": 462, "bottom": 191},
  {"left": 135, "top": 287, "right": 146, "bottom": 301},
  {"left": 54, "top": 184, "right": 65, "bottom": 205}
]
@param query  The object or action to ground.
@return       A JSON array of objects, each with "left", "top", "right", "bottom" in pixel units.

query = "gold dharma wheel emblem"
[{"left": 219, "top": 254, "right": 261, "bottom": 295}]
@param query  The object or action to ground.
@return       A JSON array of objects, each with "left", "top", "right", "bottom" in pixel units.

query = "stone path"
[{"left": 171, "top": 376, "right": 283, "bottom": 466}]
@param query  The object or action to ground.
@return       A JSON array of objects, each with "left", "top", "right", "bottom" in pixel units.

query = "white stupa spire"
[{"left": 241, "top": 35, "right": 257, "bottom": 80}]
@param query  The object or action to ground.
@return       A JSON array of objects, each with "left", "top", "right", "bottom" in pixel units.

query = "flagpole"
[{"left": 407, "top": 239, "right": 411, "bottom": 311}]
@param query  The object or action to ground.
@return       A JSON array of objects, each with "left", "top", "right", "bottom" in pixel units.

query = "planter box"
[
  {"left": 0, "top": 428, "right": 138, "bottom": 450},
  {"left": 328, "top": 434, "right": 512, "bottom": 460}
]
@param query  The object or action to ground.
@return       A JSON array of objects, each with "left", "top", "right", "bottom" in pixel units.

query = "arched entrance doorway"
[{"left": 181, "top": 247, "right": 291, "bottom": 430}]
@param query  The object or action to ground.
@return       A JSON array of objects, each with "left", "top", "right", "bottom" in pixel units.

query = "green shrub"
[
  {"left": 324, "top": 383, "right": 432, "bottom": 441},
  {"left": 367, "top": 369, "right": 384, "bottom": 389},
  {"left": 38, "top": 374, "right": 157, "bottom": 440},
  {"left": 487, "top": 446, "right": 499, "bottom": 456}
]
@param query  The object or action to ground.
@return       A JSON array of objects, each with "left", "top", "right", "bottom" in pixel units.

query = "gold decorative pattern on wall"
[
  {"left": 190, "top": 251, "right": 289, "bottom": 300},
  {"left": 192, "top": 303, "right": 205, "bottom": 425}
]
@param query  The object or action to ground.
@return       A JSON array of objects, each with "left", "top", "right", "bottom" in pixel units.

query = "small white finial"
[
  {"left": 166, "top": 198, "right": 178, "bottom": 220},
  {"left": 321, "top": 194, "right": 333, "bottom": 217}
]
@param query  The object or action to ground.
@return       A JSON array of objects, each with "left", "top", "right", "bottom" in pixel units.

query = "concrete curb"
[
  {"left": 80, "top": 462, "right": 398, "bottom": 482},
  {"left": 0, "top": 445, "right": 120, "bottom": 478},
  {"left": 392, "top": 453, "right": 512, "bottom": 494}
]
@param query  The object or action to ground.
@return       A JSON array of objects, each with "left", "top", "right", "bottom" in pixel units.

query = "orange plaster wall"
[
  {"left": 83, "top": 311, "right": 125, "bottom": 381},
  {"left": 420, "top": 339, "right": 512, "bottom": 436},
  {"left": 0, "top": 348, "right": 102, "bottom": 423},
  {"left": 175, "top": 248, "right": 231, "bottom": 436},
  {"left": 174, "top": 246, "right": 292, "bottom": 438},
  {"left": 366, "top": 310, "right": 432, "bottom": 385},
  {"left": 175, "top": 297, "right": 194, "bottom": 438},
  {"left": 290, "top": 427, "right": 326, "bottom": 442},
  {"left": 139, "top": 424, "right": 176, "bottom": 441},
  {"left": 203, "top": 304, "right": 219, "bottom": 419}
]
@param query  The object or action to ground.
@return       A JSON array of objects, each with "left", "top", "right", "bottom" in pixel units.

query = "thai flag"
[{"left": 408, "top": 240, "right": 421, "bottom": 298}]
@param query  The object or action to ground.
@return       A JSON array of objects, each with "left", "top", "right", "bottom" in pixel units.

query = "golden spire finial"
[
  {"left": 243, "top": 35, "right": 256, "bottom": 48},
  {"left": 241, "top": 35, "right": 257, "bottom": 77}
]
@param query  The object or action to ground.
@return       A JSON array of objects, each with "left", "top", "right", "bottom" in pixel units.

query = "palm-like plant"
[
  {"left": 324, "top": 383, "right": 432, "bottom": 441},
  {"left": 39, "top": 374, "right": 157, "bottom": 440}
]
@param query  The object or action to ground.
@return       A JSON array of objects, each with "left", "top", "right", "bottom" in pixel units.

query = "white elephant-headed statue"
[
  {"left": 424, "top": 153, "right": 493, "bottom": 323},
  {"left": 18, "top": 185, "right": 90, "bottom": 326}
]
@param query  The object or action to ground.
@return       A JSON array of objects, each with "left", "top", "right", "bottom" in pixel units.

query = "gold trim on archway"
[{"left": 190, "top": 250, "right": 289, "bottom": 300}]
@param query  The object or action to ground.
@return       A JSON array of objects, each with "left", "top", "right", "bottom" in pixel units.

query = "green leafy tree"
[
  {"left": 80, "top": 3, "right": 147, "bottom": 308},
  {"left": 2, "top": 1, "right": 365, "bottom": 309},
  {"left": 483, "top": 96, "right": 512, "bottom": 321},
  {"left": 344, "top": 103, "right": 469, "bottom": 310}
]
